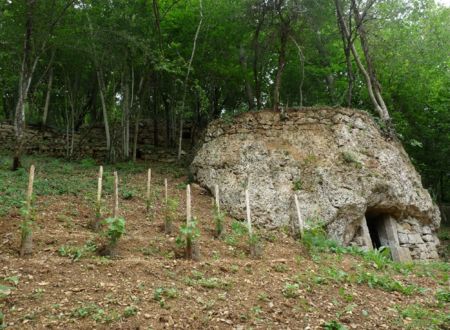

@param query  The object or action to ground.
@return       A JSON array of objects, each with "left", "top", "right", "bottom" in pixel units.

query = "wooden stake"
[
  {"left": 186, "top": 184, "right": 191, "bottom": 225},
  {"left": 215, "top": 184, "right": 220, "bottom": 213},
  {"left": 26, "top": 165, "right": 35, "bottom": 209},
  {"left": 20, "top": 165, "right": 35, "bottom": 256},
  {"left": 91, "top": 165, "right": 104, "bottom": 230},
  {"left": 146, "top": 168, "right": 151, "bottom": 211},
  {"left": 245, "top": 189, "right": 252, "bottom": 237},
  {"left": 164, "top": 178, "right": 168, "bottom": 205},
  {"left": 97, "top": 166, "right": 103, "bottom": 206},
  {"left": 294, "top": 194, "right": 304, "bottom": 239},
  {"left": 113, "top": 171, "right": 119, "bottom": 218}
]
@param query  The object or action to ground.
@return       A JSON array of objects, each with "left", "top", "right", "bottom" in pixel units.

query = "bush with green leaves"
[
  {"left": 105, "top": 217, "right": 125, "bottom": 246},
  {"left": 98, "top": 217, "right": 126, "bottom": 257},
  {"left": 176, "top": 218, "right": 200, "bottom": 260}
]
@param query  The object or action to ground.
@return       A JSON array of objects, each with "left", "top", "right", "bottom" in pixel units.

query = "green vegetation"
[
  {"left": 213, "top": 208, "right": 225, "bottom": 238},
  {"left": 292, "top": 179, "right": 303, "bottom": 191},
  {"left": 153, "top": 287, "right": 179, "bottom": 308},
  {"left": 282, "top": 283, "right": 300, "bottom": 298},
  {"left": 176, "top": 217, "right": 200, "bottom": 259},
  {"left": 58, "top": 241, "right": 97, "bottom": 261}
]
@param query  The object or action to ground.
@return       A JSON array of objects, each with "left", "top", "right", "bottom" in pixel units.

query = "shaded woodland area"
[{"left": 0, "top": 0, "right": 449, "bottom": 214}]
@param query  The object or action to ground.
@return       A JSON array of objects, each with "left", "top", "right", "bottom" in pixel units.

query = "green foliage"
[
  {"left": 396, "top": 304, "right": 449, "bottom": 330},
  {"left": 362, "top": 247, "right": 392, "bottom": 270},
  {"left": 0, "top": 285, "right": 13, "bottom": 298},
  {"left": 356, "top": 272, "right": 419, "bottom": 295},
  {"left": 103, "top": 217, "right": 126, "bottom": 246},
  {"left": 153, "top": 287, "right": 178, "bottom": 307},
  {"left": 58, "top": 241, "right": 97, "bottom": 261},
  {"left": 165, "top": 197, "right": 179, "bottom": 232},
  {"left": 213, "top": 208, "right": 225, "bottom": 237},
  {"left": 0, "top": 311, "right": 4, "bottom": 329},
  {"left": 301, "top": 223, "right": 340, "bottom": 253},
  {"left": 185, "top": 273, "right": 231, "bottom": 290},
  {"left": 123, "top": 306, "right": 138, "bottom": 318},
  {"left": 79, "top": 158, "right": 97, "bottom": 168},
  {"left": 121, "top": 189, "right": 135, "bottom": 200},
  {"left": 435, "top": 288, "right": 450, "bottom": 304},
  {"left": 282, "top": 283, "right": 300, "bottom": 298},
  {"left": 176, "top": 218, "right": 200, "bottom": 250},
  {"left": 323, "top": 320, "right": 348, "bottom": 330},
  {"left": 292, "top": 179, "right": 303, "bottom": 191}
]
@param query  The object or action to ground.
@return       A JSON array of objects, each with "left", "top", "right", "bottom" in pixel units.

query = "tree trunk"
[
  {"left": 13, "top": 0, "right": 37, "bottom": 171},
  {"left": 351, "top": 0, "right": 389, "bottom": 121},
  {"left": 96, "top": 69, "right": 111, "bottom": 156},
  {"left": 273, "top": 24, "right": 288, "bottom": 112},
  {"left": 290, "top": 36, "right": 305, "bottom": 108},
  {"left": 239, "top": 45, "right": 255, "bottom": 110},
  {"left": 42, "top": 66, "right": 54, "bottom": 127},
  {"left": 122, "top": 78, "right": 130, "bottom": 160},
  {"left": 177, "top": 0, "right": 203, "bottom": 160},
  {"left": 334, "top": 0, "right": 389, "bottom": 122}
]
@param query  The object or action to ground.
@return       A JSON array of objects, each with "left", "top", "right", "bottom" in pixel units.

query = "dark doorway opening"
[{"left": 365, "top": 211, "right": 386, "bottom": 249}]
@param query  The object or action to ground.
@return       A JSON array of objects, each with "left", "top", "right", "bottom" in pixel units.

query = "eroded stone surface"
[{"left": 191, "top": 108, "right": 441, "bottom": 260}]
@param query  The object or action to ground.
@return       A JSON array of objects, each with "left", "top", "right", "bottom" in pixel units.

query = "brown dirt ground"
[{"left": 0, "top": 164, "right": 448, "bottom": 330}]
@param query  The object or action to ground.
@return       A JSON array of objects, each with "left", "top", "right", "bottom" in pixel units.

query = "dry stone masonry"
[
  {"left": 191, "top": 108, "right": 441, "bottom": 261},
  {"left": 0, "top": 121, "right": 189, "bottom": 161}
]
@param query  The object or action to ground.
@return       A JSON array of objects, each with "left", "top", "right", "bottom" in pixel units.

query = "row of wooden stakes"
[{"left": 18, "top": 164, "right": 305, "bottom": 257}]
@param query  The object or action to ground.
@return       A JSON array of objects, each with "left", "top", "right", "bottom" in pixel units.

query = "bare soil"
[{"left": 0, "top": 161, "right": 448, "bottom": 329}]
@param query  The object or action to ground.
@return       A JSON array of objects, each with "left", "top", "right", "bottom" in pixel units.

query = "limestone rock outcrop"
[{"left": 191, "top": 108, "right": 441, "bottom": 260}]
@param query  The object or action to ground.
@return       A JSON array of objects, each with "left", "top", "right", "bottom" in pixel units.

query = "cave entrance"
[
  {"left": 363, "top": 210, "right": 412, "bottom": 262},
  {"left": 365, "top": 211, "right": 389, "bottom": 249}
]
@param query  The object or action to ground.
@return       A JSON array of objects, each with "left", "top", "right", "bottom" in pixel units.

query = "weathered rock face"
[{"left": 191, "top": 108, "right": 441, "bottom": 260}]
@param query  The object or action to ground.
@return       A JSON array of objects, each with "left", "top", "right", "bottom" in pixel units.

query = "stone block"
[
  {"left": 391, "top": 246, "right": 412, "bottom": 262},
  {"left": 422, "top": 226, "right": 432, "bottom": 234},
  {"left": 422, "top": 234, "right": 434, "bottom": 242},
  {"left": 398, "top": 233, "right": 408, "bottom": 244}
]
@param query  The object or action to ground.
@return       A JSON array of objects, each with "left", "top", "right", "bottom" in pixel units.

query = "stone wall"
[
  {"left": 0, "top": 121, "right": 192, "bottom": 161},
  {"left": 191, "top": 108, "right": 441, "bottom": 260}
]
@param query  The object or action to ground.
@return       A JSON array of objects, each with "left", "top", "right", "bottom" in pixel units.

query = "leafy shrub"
[
  {"left": 104, "top": 217, "right": 126, "bottom": 247},
  {"left": 176, "top": 218, "right": 200, "bottom": 259}
]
